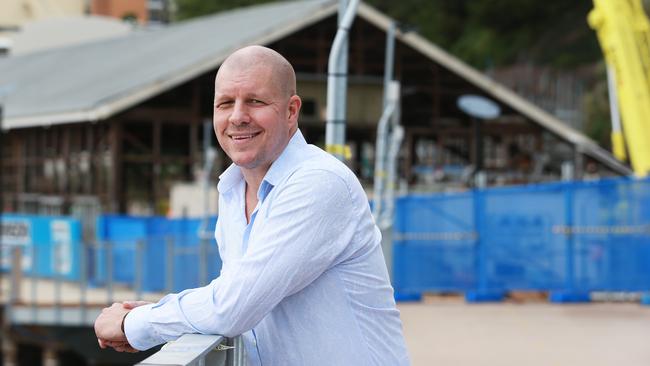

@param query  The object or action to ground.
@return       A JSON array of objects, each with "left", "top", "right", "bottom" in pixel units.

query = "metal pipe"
[
  {"left": 373, "top": 82, "right": 400, "bottom": 223},
  {"left": 166, "top": 237, "right": 174, "bottom": 293},
  {"left": 334, "top": 0, "right": 349, "bottom": 155},
  {"left": 80, "top": 241, "right": 87, "bottom": 323},
  {"left": 606, "top": 65, "right": 626, "bottom": 161},
  {"left": 372, "top": 102, "right": 396, "bottom": 220},
  {"left": 200, "top": 119, "right": 216, "bottom": 286},
  {"left": 373, "top": 22, "right": 397, "bottom": 222},
  {"left": 234, "top": 335, "right": 245, "bottom": 366},
  {"left": 135, "top": 240, "right": 143, "bottom": 300},
  {"left": 383, "top": 22, "right": 396, "bottom": 107},
  {"left": 54, "top": 242, "right": 62, "bottom": 324},
  {"left": 383, "top": 123, "right": 403, "bottom": 229},
  {"left": 325, "top": 0, "right": 360, "bottom": 160},
  {"left": 380, "top": 123, "right": 403, "bottom": 279},
  {"left": 10, "top": 246, "right": 22, "bottom": 304},
  {"left": 106, "top": 241, "right": 113, "bottom": 304},
  {"left": 31, "top": 244, "right": 37, "bottom": 320}
]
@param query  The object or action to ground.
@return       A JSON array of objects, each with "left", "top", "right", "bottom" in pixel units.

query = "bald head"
[
  {"left": 217, "top": 45, "right": 296, "bottom": 98},
  {"left": 212, "top": 45, "right": 302, "bottom": 175}
]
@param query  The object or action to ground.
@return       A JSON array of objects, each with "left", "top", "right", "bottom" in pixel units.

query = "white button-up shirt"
[{"left": 125, "top": 130, "right": 410, "bottom": 365}]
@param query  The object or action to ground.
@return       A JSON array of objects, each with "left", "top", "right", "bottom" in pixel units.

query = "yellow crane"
[{"left": 588, "top": 0, "right": 650, "bottom": 177}]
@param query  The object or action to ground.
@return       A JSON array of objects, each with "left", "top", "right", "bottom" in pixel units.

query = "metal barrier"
[
  {"left": 136, "top": 334, "right": 246, "bottom": 366},
  {"left": 1, "top": 239, "right": 241, "bottom": 365},
  {"left": 393, "top": 177, "right": 650, "bottom": 302},
  {"left": 0, "top": 232, "right": 220, "bottom": 327}
]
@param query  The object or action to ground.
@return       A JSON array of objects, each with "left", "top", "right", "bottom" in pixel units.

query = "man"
[{"left": 95, "top": 45, "right": 410, "bottom": 365}]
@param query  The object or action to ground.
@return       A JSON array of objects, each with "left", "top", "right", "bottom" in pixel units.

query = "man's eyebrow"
[{"left": 214, "top": 92, "right": 232, "bottom": 101}]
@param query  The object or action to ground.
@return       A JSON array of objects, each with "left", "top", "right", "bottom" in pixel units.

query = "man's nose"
[{"left": 228, "top": 100, "right": 249, "bottom": 125}]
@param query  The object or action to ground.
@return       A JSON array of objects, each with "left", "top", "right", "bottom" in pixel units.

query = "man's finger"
[
  {"left": 122, "top": 300, "right": 151, "bottom": 309},
  {"left": 111, "top": 343, "right": 139, "bottom": 353}
]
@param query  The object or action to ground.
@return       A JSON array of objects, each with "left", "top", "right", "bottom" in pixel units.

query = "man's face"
[{"left": 213, "top": 65, "right": 299, "bottom": 173}]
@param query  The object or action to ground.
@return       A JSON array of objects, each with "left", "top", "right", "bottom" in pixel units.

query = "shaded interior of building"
[{"left": 0, "top": 14, "right": 615, "bottom": 217}]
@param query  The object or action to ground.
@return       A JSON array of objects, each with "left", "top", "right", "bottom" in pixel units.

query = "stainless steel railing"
[
  {"left": 136, "top": 334, "right": 246, "bottom": 366},
  {"left": 2, "top": 240, "right": 245, "bottom": 365}
]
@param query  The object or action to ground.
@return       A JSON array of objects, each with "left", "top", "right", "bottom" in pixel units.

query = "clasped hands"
[{"left": 94, "top": 300, "right": 150, "bottom": 353}]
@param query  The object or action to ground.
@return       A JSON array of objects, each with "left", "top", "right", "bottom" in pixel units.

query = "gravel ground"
[{"left": 398, "top": 299, "right": 650, "bottom": 366}]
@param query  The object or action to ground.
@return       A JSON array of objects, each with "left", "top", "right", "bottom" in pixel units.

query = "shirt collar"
[
  {"left": 262, "top": 129, "right": 307, "bottom": 187},
  {"left": 217, "top": 129, "right": 308, "bottom": 195}
]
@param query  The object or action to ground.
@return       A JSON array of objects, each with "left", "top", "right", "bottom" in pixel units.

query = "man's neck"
[
  {"left": 241, "top": 166, "right": 269, "bottom": 224},
  {"left": 241, "top": 165, "right": 269, "bottom": 195}
]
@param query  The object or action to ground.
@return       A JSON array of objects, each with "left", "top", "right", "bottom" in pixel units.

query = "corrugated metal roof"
[
  {"left": 0, "top": 0, "right": 631, "bottom": 174},
  {"left": 0, "top": 0, "right": 335, "bottom": 128},
  {"left": 10, "top": 16, "right": 132, "bottom": 55}
]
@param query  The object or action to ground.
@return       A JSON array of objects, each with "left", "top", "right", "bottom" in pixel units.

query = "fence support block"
[
  {"left": 549, "top": 291, "right": 591, "bottom": 303},
  {"left": 394, "top": 292, "right": 422, "bottom": 302},
  {"left": 465, "top": 291, "right": 505, "bottom": 303}
]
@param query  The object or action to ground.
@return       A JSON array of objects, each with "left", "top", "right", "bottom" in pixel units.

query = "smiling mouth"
[{"left": 229, "top": 132, "right": 261, "bottom": 141}]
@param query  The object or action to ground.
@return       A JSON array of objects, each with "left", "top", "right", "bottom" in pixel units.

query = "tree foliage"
[{"left": 367, "top": 0, "right": 601, "bottom": 69}]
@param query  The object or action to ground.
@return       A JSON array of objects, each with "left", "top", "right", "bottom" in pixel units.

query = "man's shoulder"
[{"left": 295, "top": 144, "right": 355, "bottom": 182}]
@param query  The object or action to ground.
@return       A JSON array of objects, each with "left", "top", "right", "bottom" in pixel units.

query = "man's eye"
[
  {"left": 216, "top": 101, "right": 233, "bottom": 109},
  {"left": 250, "top": 99, "right": 265, "bottom": 105}
]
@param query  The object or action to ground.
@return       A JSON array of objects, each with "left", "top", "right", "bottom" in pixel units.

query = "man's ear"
[{"left": 288, "top": 95, "right": 302, "bottom": 126}]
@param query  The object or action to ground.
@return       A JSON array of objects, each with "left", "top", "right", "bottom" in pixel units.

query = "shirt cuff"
[{"left": 124, "top": 303, "right": 164, "bottom": 351}]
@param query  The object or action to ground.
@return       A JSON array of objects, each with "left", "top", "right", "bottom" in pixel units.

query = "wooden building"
[{"left": 0, "top": 0, "right": 631, "bottom": 216}]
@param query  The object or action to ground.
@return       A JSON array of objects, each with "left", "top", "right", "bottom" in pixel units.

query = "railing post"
[
  {"left": 106, "top": 241, "right": 114, "bottom": 304},
  {"left": 54, "top": 241, "right": 62, "bottom": 324},
  {"left": 31, "top": 244, "right": 37, "bottom": 321},
  {"left": 135, "top": 240, "right": 143, "bottom": 300},
  {"left": 233, "top": 335, "right": 246, "bottom": 366},
  {"left": 466, "top": 188, "right": 504, "bottom": 302},
  {"left": 166, "top": 237, "right": 174, "bottom": 293},
  {"left": 80, "top": 242, "right": 88, "bottom": 323},
  {"left": 199, "top": 237, "right": 208, "bottom": 286},
  {"left": 550, "top": 181, "right": 590, "bottom": 303},
  {"left": 10, "top": 246, "right": 23, "bottom": 304}
]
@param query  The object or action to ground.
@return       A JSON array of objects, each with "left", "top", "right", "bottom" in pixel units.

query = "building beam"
[{"left": 108, "top": 120, "right": 123, "bottom": 213}]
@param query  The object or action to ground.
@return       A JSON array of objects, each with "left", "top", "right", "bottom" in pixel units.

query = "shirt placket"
[
  {"left": 240, "top": 180, "right": 274, "bottom": 366},
  {"left": 241, "top": 202, "right": 262, "bottom": 365}
]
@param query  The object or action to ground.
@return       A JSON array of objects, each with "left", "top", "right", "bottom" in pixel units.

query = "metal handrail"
[
  {"left": 136, "top": 334, "right": 246, "bottom": 366},
  {"left": 1, "top": 234, "right": 220, "bottom": 325},
  {"left": 0, "top": 242, "right": 246, "bottom": 366}
]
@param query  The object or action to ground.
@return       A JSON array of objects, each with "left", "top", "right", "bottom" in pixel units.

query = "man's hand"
[
  {"left": 95, "top": 302, "right": 129, "bottom": 344},
  {"left": 98, "top": 339, "right": 139, "bottom": 353},
  {"left": 95, "top": 300, "right": 153, "bottom": 353}
]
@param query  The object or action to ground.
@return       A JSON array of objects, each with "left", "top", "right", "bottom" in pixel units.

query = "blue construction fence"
[
  {"left": 393, "top": 176, "right": 650, "bottom": 302},
  {"left": 93, "top": 215, "right": 221, "bottom": 292},
  {"left": 0, "top": 214, "right": 221, "bottom": 292},
  {"left": 0, "top": 214, "right": 82, "bottom": 281}
]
